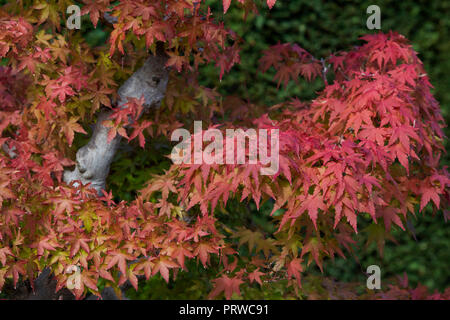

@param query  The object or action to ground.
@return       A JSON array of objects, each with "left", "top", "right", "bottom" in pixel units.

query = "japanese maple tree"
[{"left": 0, "top": 0, "right": 448, "bottom": 300}]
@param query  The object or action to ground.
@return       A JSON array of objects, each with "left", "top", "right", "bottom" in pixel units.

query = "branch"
[{"left": 63, "top": 53, "right": 169, "bottom": 194}]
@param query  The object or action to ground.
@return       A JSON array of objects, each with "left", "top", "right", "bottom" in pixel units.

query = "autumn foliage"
[{"left": 0, "top": 0, "right": 448, "bottom": 299}]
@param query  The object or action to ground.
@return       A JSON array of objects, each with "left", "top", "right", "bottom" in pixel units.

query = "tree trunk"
[{"left": 63, "top": 52, "right": 168, "bottom": 194}]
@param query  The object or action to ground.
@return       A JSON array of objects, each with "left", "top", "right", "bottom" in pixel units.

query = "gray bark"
[{"left": 63, "top": 53, "right": 169, "bottom": 194}]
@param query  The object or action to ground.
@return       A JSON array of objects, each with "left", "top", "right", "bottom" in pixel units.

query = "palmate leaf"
[{"left": 209, "top": 275, "right": 243, "bottom": 299}]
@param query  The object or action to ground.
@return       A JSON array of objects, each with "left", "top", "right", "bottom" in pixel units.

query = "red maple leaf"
[
  {"left": 287, "top": 258, "right": 303, "bottom": 286},
  {"left": 194, "top": 242, "right": 217, "bottom": 267},
  {"left": 248, "top": 268, "right": 264, "bottom": 285},
  {"left": 151, "top": 257, "right": 178, "bottom": 283},
  {"left": 209, "top": 275, "right": 243, "bottom": 299},
  {"left": 62, "top": 117, "right": 87, "bottom": 146}
]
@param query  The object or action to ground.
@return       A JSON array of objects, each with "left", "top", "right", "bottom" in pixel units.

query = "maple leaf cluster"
[
  {"left": 149, "top": 32, "right": 449, "bottom": 295},
  {"left": 260, "top": 43, "right": 323, "bottom": 86},
  {"left": 0, "top": 0, "right": 448, "bottom": 300},
  {"left": 0, "top": 66, "right": 31, "bottom": 112}
]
